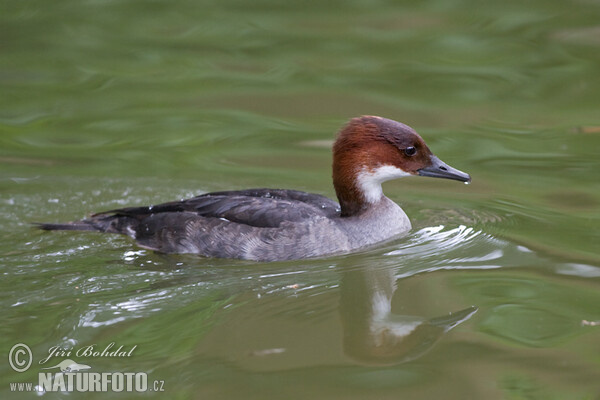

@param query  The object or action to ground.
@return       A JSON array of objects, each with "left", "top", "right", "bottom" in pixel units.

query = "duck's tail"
[
  {"left": 35, "top": 221, "right": 102, "bottom": 232},
  {"left": 34, "top": 214, "right": 139, "bottom": 237}
]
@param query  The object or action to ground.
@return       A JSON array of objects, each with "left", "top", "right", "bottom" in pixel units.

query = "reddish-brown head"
[{"left": 332, "top": 116, "right": 470, "bottom": 216}]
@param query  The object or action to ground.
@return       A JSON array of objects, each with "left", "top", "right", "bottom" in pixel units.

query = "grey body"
[{"left": 39, "top": 188, "right": 411, "bottom": 262}]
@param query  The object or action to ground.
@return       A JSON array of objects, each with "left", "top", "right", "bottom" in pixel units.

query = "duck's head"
[{"left": 332, "top": 116, "right": 471, "bottom": 216}]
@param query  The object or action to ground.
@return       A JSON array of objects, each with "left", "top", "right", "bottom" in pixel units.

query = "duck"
[{"left": 38, "top": 116, "right": 471, "bottom": 261}]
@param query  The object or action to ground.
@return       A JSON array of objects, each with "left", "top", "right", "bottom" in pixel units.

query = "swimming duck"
[{"left": 38, "top": 116, "right": 471, "bottom": 261}]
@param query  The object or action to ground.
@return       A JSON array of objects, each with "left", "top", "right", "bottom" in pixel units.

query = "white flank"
[{"left": 356, "top": 165, "right": 411, "bottom": 203}]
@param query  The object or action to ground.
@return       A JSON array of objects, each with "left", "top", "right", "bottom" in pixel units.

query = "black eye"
[{"left": 404, "top": 146, "right": 417, "bottom": 156}]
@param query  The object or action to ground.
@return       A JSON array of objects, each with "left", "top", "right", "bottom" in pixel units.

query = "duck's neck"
[
  {"left": 334, "top": 170, "right": 379, "bottom": 217},
  {"left": 334, "top": 165, "right": 411, "bottom": 217}
]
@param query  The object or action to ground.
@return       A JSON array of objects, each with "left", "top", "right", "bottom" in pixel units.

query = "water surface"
[{"left": 1, "top": 0, "right": 599, "bottom": 399}]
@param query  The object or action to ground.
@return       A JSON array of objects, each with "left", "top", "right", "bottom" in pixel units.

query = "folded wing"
[{"left": 94, "top": 188, "right": 341, "bottom": 228}]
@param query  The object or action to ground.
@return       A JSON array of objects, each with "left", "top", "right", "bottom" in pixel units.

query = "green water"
[{"left": 1, "top": 0, "right": 599, "bottom": 398}]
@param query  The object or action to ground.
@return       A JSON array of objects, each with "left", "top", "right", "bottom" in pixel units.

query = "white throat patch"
[{"left": 356, "top": 165, "right": 411, "bottom": 203}]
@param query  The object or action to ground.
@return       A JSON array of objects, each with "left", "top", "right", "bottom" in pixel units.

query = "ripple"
[
  {"left": 479, "top": 304, "right": 579, "bottom": 347},
  {"left": 380, "top": 224, "right": 546, "bottom": 279},
  {"left": 556, "top": 263, "right": 600, "bottom": 278}
]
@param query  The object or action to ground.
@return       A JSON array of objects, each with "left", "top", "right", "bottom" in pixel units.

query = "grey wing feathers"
[{"left": 94, "top": 188, "right": 341, "bottom": 228}]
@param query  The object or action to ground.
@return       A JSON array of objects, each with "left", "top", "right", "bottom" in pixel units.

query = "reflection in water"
[
  {"left": 190, "top": 236, "right": 482, "bottom": 370},
  {"left": 340, "top": 262, "right": 477, "bottom": 365}
]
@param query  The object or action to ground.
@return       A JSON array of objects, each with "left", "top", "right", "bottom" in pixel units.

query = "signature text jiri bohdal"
[{"left": 39, "top": 343, "right": 137, "bottom": 365}]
